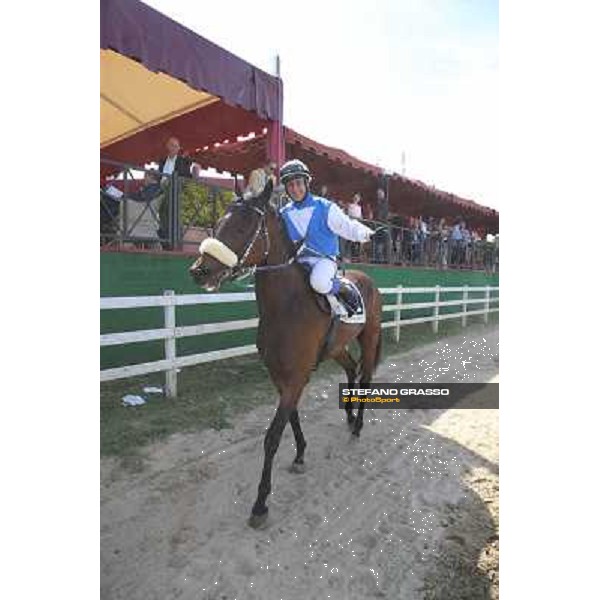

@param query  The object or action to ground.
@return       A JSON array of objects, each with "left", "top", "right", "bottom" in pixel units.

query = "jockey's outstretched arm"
[{"left": 327, "top": 203, "right": 375, "bottom": 243}]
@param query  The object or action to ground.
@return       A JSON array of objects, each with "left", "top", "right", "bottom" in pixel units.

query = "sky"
[{"left": 144, "top": 0, "right": 499, "bottom": 211}]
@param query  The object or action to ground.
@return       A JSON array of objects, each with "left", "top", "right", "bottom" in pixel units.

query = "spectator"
[
  {"left": 449, "top": 220, "right": 463, "bottom": 266},
  {"left": 120, "top": 170, "right": 164, "bottom": 249},
  {"left": 471, "top": 229, "right": 482, "bottom": 268},
  {"left": 244, "top": 160, "right": 277, "bottom": 199},
  {"left": 410, "top": 219, "right": 421, "bottom": 264},
  {"left": 374, "top": 187, "right": 389, "bottom": 222},
  {"left": 373, "top": 188, "right": 390, "bottom": 263},
  {"left": 158, "top": 136, "right": 201, "bottom": 181},
  {"left": 483, "top": 233, "right": 495, "bottom": 275},
  {"left": 418, "top": 216, "right": 428, "bottom": 265},
  {"left": 463, "top": 226, "right": 472, "bottom": 267},
  {"left": 157, "top": 137, "right": 201, "bottom": 248},
  {"left": 127, "top": 170, "right": 162, "bottom": 203},
  {"left": 389, "top": 215, "right": 404, "bottom": 263},
  {"left": 429, "top": 217, "right": 442, "bottom": 267},
  {"left": 346, "top": 193, "right": 363, "bottom": 261},
  {"left": 398, "top": 216, "right": 411, "bottom": 264},
  {"left": 347, "top": 193, "right": 363, "bottom": 219},
  {"left": 437, "top": 218, "right": 449, "bottom": 269}
]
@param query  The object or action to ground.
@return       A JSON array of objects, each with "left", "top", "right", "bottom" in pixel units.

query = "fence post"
[
  {"left": 394, "top": 285, "right": 403, "bottom": 343},
  {"left": 433, "top": 285, "right": 440, "bottom": 333},
  {"left": 462, "top": 285, "right": 468, "bottom": 328},
  {"left": 164, "top": 290, "right": 177, "bottom": 399},
  {"left": 484, "top": 285, "right": 490, "bottom": 324}
]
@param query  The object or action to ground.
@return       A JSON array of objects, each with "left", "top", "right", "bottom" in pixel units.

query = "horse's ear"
[{"left": 254, "top": 179, "right": 273, "bottom": 207}]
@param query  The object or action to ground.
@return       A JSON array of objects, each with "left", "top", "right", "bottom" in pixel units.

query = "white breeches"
[{"left": 298, "top": 257, "right": 338, "bottom": 294}]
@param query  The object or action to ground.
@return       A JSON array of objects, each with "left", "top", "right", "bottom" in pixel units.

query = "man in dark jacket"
[
  {"left": 373, "top": 188, "right": 390, "bottom": 262},
  {"left": 157, "top": 136, "right": 201, "bottom": 248},
  {"left": 158, "top": 136, "right": 200, "bottom": 179}
]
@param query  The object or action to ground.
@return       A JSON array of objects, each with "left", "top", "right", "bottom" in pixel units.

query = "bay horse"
[{"left": 189, "top": 181, "right": 383, "bottom": 528}]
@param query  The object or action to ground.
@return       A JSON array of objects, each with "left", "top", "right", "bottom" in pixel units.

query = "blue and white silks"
[{"left": 279, "top": 194, "right": 374, "bottom": 294}]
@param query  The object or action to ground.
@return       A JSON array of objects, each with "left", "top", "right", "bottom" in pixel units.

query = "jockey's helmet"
[{"left": 280, "top": 159, "right": 312, "bottom": 186}]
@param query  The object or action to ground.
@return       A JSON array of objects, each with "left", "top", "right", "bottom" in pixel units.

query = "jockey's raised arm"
[{"left": 326, "top": 202, "right": 375, "bottom": 243}]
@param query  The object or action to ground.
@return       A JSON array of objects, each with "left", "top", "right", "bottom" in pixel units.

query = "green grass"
[{"left": 101, "top": 313, "right": 498, "bottom": 458}]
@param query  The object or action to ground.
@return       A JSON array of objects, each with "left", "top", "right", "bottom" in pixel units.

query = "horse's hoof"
[
  {"left": 351, "top": 429, "right": 361, "bottom": 439},
  {"left": 289, "top": 461, "right": 306, "bottom": 474},
  {"left": 248, "top": 509, "right": 269, "bottom": 529}
]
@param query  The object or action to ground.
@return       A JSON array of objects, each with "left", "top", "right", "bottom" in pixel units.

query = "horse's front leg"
[
  {"left": 289, "top": 409, "right": 307, "bottom": 473},
  {"left": 248, "top": 405, "right": 292, "bottom": 528}
]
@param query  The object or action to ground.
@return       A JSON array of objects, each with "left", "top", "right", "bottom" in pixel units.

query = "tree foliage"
[{"left": 179, "top": 180, "right": 234, "bottom": 228}]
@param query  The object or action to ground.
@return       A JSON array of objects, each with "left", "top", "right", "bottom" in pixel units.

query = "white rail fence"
[{"left": 101, "top": 285, "right": 499, "bottom": 398}]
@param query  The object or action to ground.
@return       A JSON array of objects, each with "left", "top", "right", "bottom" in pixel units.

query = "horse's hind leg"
[
  {"left": 289, "top": 409, "right": 307, "bottom": 473},
  {"left": 334, "top": 347, "right": 359, "bottom": 426},
  {"left": 353, "top": 325, "right": 382, "bottom": 437}
]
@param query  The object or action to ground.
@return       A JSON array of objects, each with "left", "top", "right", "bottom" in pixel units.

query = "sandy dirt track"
[{"left": 101, "top": 323, "right": 499, "bottom": 600}]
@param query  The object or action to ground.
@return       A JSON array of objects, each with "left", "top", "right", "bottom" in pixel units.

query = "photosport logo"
[{"left": 338, "top": 383, "right": 499, "bottom": 409}]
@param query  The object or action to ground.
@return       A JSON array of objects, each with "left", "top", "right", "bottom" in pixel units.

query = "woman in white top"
[{"left": 347, "top": 193, "right": 363, "bottom": 219}]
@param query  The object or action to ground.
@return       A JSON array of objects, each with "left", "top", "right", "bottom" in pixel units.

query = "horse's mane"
[{"left": 266, "top": 194, "right": 298, "bottom": 262}]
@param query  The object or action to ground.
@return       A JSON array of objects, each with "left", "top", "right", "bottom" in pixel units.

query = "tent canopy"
[
  {"left": 101, "top": 49, "right": 220, "bottom": 148},
  {"left": 100, "top": 0, "right": 496, "bottom": 231},
  {"left": 192, "top": 127, "right": 498, "bottom": 229},
  {"left": 101, "top": 0, "right": 282, "bottom": 172}
]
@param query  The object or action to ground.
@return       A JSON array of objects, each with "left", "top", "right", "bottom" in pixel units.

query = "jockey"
[{"left": 279, "top": 159, "right": 375, "bottom": 317}]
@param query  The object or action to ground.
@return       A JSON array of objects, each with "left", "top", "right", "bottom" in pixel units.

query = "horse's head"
[{"left": 189, "top": 180, "right": 273, "bottom": 291}]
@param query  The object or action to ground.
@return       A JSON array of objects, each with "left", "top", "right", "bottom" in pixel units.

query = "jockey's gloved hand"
[{"left": 361, "top": 228, "right": 376, "bottom": 243}]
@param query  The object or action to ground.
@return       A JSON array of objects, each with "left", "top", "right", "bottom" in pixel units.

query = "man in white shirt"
[
  {"left": 157, "top": 137, "right": 201, "bottom": 248},
  {"left": 158, "top": 137, "right": 201, "bottom": 181},
  {"left": 347, "top": 193, "right": 363, "bottom": 219}
]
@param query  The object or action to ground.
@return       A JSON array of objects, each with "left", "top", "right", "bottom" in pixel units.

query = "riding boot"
[{"left": 336, "top": 281, "right": 361, "bottom": 316}]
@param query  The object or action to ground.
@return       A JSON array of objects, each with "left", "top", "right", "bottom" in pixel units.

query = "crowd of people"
[
  {"left": 386, "top": 216, "right": 499, "bottom": 272},
  {"left": 316, "top": 186, "right": 499, "bottom": 273},
  {"left": 101, "top": 142, "right": 499, "bottom": 273}
]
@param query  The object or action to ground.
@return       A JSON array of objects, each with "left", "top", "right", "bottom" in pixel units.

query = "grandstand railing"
[
  {"left": 100, "top": 158, "right": 499, "bottom": 272},
  {"left": 100, "top": 285, "right": 499, "bottom": 398},
  {"left": 100, "top": 157, "right": 236, "bottom": 252}
]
